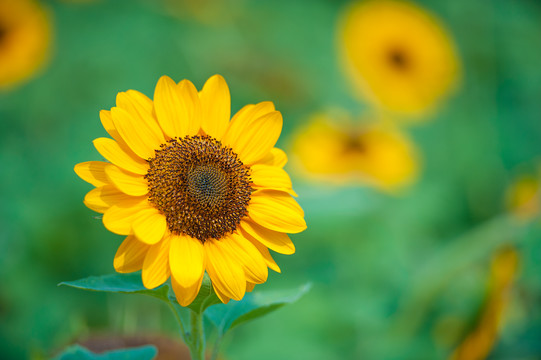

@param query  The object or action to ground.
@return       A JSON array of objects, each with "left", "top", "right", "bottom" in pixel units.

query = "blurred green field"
[{"left": 2, "top": 0, "right": 541, "bottom": 359}]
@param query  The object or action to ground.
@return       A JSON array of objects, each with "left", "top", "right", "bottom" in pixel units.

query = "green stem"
[
  {"left": 210, "top": 332, "right": 222, "bottom": 360},
  {"left": 189, "top": 309, "right": 205, "bottom": 360},
  {"left": 167, "top": 301, "right": 188, "bottom": 344}
]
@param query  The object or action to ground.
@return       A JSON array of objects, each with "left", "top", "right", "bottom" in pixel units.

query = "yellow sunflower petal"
[
  {"left": 171, "top": 272, "right": 204, "bottom": 307},
  {"left": 102, "top": 198, "right": 149, "bottom": 235},
  {"left": 222, "top": 110, "right": 282, "bottom": 165},
  {"left": 248, "top": 190, "right": 306, "bottom": 234},
  {"left": 111, "top": 106, "right": 164, "bottom": 160},
  {"left": 132, "top": 207, "right": 167, "bottom": 245},
  {"left": 227, "top": 101, "right": 275, "bottom": 130},
  {"left": 246, "top": 282, "right": 256, "bottom": 292},
  {"left": 100, "top": 110, "right": 122, "bottom": 143},
  {"left": 243, "top": 231, "right": 281, "bottom": 273},
  {"left": 224, "top": 232, "right": 268, "bottom": 284},
  {"left": 105, "top": 164, "right": 149, "bottom": 196},
  {"left": 114, "top": 235, "right": 150, "bottom": 273},
  {"left": 199, "top": 75, "right": 230, "bottom": 139},
  {"left": 169, "top": 233, "right": 205, "bottom": 288},
  {"left": 240, "top": 220, "right": 295, "bottom": 255},
  {"left": 93, "top": 137, "right": 148, "bottom": 175},
  {"left": 205, "top": 238, "right": 246, "bottom": 301},
  {"left": 180, "top": 79, "right": 203, "bottom": 136},
  {"left": 116, "top": 90, "right": 154, "bottom": 129},
  {"left": 259, "top": 147, "right": 288, "bottom": 168},
  {"left": 154, "top": 75, "right": 191, "bottom": 138},
  {"left": 212, "top": 283, "right": 231, "bottom": 304},
  {"left": 142, "top": 236, "right": 171, "bottom": 289},
  {"left": 84, "top": 185, "right": 133, "bottom": 214},
  {"left": 251, "top": 164, "right": 296, "bottom": 196},
  {"left": 74, "top": 161, "right": 110, "bottom": 187}
]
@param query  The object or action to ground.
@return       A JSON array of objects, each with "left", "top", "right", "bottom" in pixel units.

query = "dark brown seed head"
[
  {"left": 145, "top": 136, "right": 252, "bottom": 242},
  {"left": 388, "top": 47, "right": 410, "bottom": 71}
]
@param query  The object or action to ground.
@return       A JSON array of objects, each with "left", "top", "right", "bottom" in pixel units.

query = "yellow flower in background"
[
  {"left": 339, "top": 0, "right": 459, "bottom": 118},
  {"left": 74, "top": 75, "right": 306, "bottom": 306},
  {"left": 450, "top": 247, "right": 519, "bottom": 360},
  {"left": 0, "top": 0, "right": 50, "bottom": 89},
  {"left": 290, "top": 112, "right": 418, "bottom": 191},
  {"left": 506, "top": 173, "right": 540, "bottom": 220}
]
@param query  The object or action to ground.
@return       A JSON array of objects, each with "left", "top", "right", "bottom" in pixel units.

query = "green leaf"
[
  {"left": 59, "top": 272, "right": 219, "bottom": 314},
  {"left": 54, "top": 344, "right": 157, "bottom": 360},
  {"left": 205, "top": 283, "right": 311, "bottom": 334},
  {"left": 59, "top": 272, "right": 170, "bottom": 302}
]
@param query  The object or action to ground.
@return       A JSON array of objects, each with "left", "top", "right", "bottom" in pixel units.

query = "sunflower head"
[
  {"left": 339, "top": 0, "right": 460, "bottom": 117},
  {"left": 291, "top": 112, "right": 418, "bottom": 191},
  {"left": 75, "top": 75, "right": 306, "bottom": 306},
  {"left": 0, "top": 0, "right": 50, "bottom": 89}
]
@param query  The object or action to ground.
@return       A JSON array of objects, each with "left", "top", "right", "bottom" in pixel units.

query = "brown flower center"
[
  {"left": 388, "top": 47, "right": 410, "bottom": 71},
  {"left": 145, "top": 136, "right": 252, "bottom": 242}
]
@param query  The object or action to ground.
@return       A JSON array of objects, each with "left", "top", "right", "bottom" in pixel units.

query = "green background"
[{"left": 2, "top": 0, "right": 541, "bottom": 358}]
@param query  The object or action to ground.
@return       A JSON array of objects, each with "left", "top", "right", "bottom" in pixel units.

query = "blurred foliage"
[{"left": 1, "top": 0, "right": 541, "bottom": 359}]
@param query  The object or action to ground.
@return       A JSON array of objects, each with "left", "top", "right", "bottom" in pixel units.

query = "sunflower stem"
[
  {"left": 188, "top": 309, "right": 205, "bottom": 360},
  {"left": 167, "top": 300, "right": 189, "bottom": 344}
]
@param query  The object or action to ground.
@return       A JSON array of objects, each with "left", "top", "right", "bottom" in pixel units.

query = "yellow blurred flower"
[
  {"left": 506, "top": 173, "right": 540, "bottom": 220},
  {"left": 0, "top": 0, "right": 50, "bottom": 89},
  {"left": 450, "top": 247, "right": 519, "bottom": 360},
  {"left": 75, "top": 75, "right": 306, "bottom": 306},
  {"left": 339, "top": 0, "right": 459, "bottom": 118},
  {"left": 290, "top": 112, "right": 419, "bottom": 191}
]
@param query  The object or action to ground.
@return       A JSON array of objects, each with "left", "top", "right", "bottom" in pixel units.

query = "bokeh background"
[{"left": 2, "top": 0, "right": 541, "bottom": 359}]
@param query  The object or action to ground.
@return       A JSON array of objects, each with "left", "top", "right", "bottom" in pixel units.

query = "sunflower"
[
  {"left": 449, "top": 247, "right": 518, "bottom": 360},
  {"left": 291, "top": 112, "right": 418, "bottom": 191},
  {"left": 0, "top": 0, "right": 50, "bottom": 89},
  {"left": 506, "top": 172, "right": 540, "bottom": 220},
  {"left": 339, "top": 0, "right": 459, "bottom": 117},
  {"left": 74, "top": 75, "right": 306, "bottom": 306}
]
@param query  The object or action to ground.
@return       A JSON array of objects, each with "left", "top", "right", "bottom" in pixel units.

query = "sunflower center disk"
[{"left": 145, "top": 136, "right": 252, "bottom": 242}]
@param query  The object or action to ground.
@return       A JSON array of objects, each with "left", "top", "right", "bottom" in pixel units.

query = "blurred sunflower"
[
  {"left": 506, "top": 172, "right": 540, "bottom": 220},
  {"left": 74, "top": 75, "right": 306, "bottom": 306},
  {"left": 0, "top": 0, "right": 50, "bottom": 89},
  {"left": 339, "top": 0, "right": 459, "bottom": 117},
  {"left": 450, "top": 247, "right": 518, "bottom": 360},
  {"left": 290, "top": 112, "right": 418, "bottom": 191}
]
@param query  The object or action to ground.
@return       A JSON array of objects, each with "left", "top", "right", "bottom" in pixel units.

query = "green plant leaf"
[
  {"left": 59, "top": 272, "right": 219, "bottom": 314},
  {"left": 54, "top": 344, "right": 157, "bottom": 360},
  {"left": 205, "top": 283, "right": 311, "bottom": 334},
  {"left": 59, "top": 272, "right": 170, "bottom": 302}
]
